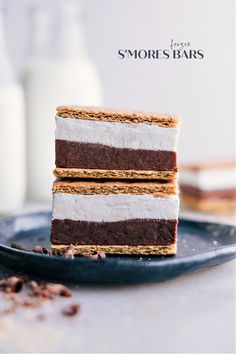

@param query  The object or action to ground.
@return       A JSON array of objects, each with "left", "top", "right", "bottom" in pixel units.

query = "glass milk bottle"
[
  {"left": 0, "top": 5, "right": 25, "bottom": 213},
  {"left": 24, "top": 1, "right": 103, "bottom": 201}
]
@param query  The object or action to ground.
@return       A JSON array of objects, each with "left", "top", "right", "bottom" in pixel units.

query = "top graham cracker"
[
  {"left": 56, "top": 106, "right": 180, "bottom": 128},
  {"left": 53, "top": 180, "right": 178, "bottom": 196}
]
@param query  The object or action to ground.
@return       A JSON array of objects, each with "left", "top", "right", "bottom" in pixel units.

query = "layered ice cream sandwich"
[
  {"left": 180, "top": 161, "right": 236, "bottom": 211},
  {"left": 51, "top": 180, "right": 179, "bottom": 255},
  {"left": 54, "top": 106, "right": 180, "bottom": 180}
]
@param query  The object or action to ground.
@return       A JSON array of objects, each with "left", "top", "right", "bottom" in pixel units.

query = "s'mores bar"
[
  {"left": 51, "top": 180, "right": 179, "bottom": 255},
  {"left": 54, "top": 106, "right": 180, "bottom": 180},
  {"left": 180, "top": 161, "right": 236, "bottom": 212}
]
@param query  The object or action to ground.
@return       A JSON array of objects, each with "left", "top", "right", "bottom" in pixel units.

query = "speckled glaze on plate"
[{"left": 0, "top": 212, "right": 235, "bottom": 284}]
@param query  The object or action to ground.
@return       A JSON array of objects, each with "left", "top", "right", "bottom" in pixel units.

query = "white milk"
[
  {"left": 24, "top": 2, "right": 103, "bottom": 201},
  {"left": 24, "top": 59, "right": 102, "bottom": 201},
  {"left": 0, "top": 5, "right": 25, "bottom": 213},
  {"left": 0, "top": 85, "right": 25, "bottom": 213}
]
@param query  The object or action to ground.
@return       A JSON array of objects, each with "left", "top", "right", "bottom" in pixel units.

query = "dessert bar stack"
[{"left": 51, "top": 106, "right": 180, "bottom": 255}]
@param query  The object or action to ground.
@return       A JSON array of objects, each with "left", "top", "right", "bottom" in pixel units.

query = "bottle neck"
[
  {"left": 29, "top": 2, "right": 88, "bottom": 62},
  {"left": 0, "top": 11, "right": 15, "bottom": 85},
  {"left": 30, "top": 10, "right": 51, "bottom": 59},
  {"left": 55, "top": 16, "right": 88, "bottom": 60}
]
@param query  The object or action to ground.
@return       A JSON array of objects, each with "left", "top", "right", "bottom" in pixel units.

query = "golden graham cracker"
[
  {"left": 56, "top": 105, "right": 180, "bottom": 128},
  {"left": 181, "top": 194, "right": 236, "bottom": 212},
  {"left": 51, "top": 244, "right": 177, "bottom": 256},
  {"left": 54, "top": 167, "right": 177, "bottom": 181},
  {"left": 53, "top": 179, "right": 178, "bottom": 196}
]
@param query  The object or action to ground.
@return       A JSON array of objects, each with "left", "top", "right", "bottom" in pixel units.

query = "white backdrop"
[{"left": 5, "top": 0, "right": 235, "bottom": 163}]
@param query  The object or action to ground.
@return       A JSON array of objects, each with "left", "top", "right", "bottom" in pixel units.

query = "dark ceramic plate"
[{"left": 0, "top": 211, "right": 235, "bottom": 284}]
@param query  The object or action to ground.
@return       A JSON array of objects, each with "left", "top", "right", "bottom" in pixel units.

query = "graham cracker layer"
[
  {"left": 181, "top": 160, "right": 236, "bottom": 172},
  {"left": 53, "top": 180, "right": 177, "bottom": 196},
  {"left": 51, "top": 244, "right": 176, "bottom": 256},
  {"left": 181, "top": 194, "right": 236, "bottom": 212},
  {"left": 56, "top": 106, "right": 179, "bottom": 128},
  {"left": 54, "top": 167, "right": 177, "bottom": 181}
]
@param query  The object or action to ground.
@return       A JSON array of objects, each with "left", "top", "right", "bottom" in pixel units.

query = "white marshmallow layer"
[
  {"left": 52, "top": 193, "right": 179, "bottom": 222},
  {"left": 55, "top": 116, "right": 178, "bottom": 151},
  {"left": 180, "top": 167, "right": 236, "bottom": 191}
]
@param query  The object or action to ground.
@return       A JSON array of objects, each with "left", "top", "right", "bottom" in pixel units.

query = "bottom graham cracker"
[
  {"left": 51, "top": 244, "right": 177, "bottom": 256},
  {"left": 54, "top": 167, "right": 177, "bottom": 180}
]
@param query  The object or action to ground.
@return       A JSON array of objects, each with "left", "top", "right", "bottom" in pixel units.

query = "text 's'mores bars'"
[{"left": 54, "top": 106, "right": 180, "bottom": 180}]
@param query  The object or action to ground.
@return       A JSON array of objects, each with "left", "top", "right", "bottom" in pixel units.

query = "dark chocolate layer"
[
  {"left": 55, "top": 140, "right": 177, "bottom": 171},
  {"left": 51, "top": 219, "right": 177, "bottom": 246},
  {"left": 181, "top": 185, "right": 236, "bottom": 199}
]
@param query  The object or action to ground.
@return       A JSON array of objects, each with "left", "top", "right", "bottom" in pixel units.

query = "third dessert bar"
[
  {"left": 51, "top": 180, "right": 179, "bottom": 255},
  {"left": 180, "top": 161, "right": 236, "bottom": 211},
  {"left": 54, "top": 106, "right": 180, "bottom": 180}
]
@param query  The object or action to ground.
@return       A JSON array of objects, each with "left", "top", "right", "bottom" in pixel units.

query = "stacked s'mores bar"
[
  {"left": 51, "top": 106, "right": 180, "bottom": 255},
  {"left": 180, "top": 161, "right": 236, "bottom": 212}
]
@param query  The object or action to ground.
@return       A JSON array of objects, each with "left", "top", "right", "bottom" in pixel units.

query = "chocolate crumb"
[
  {"left": 32, "top": 245, "right": 50, "bottom": 254},
  {"left": 10, "top": 242, "right": 51, "bottom": 255},
  {"left": 0, "top": 275, "right": 77, "bottom": 318},
  {"left": 11, "top": 241, "right": 106, "bottom": 261},
  {"left": 98, "top": 252, "right": 106, "bottom": 259},
  {"left": 28, "top": 280, "right": 39, "bottom": 290},
  {"left": 44, "top": 284, "right": 72, "bottom": 298},
  {"left": 51, "top": 248, "right": 62, "bottom": 256},
  {"left": 29, "top": 282, "right": 72, "bottom": 299},
  {"left": 28, "top": 281, "right": 52, "bottom": 299},
  {"left": 0, "top": 276, "right": 24, "bottom": 293},
  {"left": 62, "top": 303, "right": 80, "bottom": 317},
  {"left": 82, "top": 251, "right": 106, "bottom": 260},
  {"left": 10, "top": 242, "right": 29, "bottom": 252},
  {"left": 83, "top": 253, "right": 99, "bottom": 260},
  {"left": 63, "top": 245, "right": 77, "bottom": 259}
]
